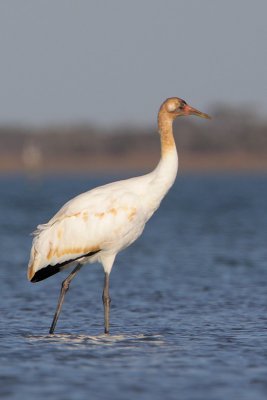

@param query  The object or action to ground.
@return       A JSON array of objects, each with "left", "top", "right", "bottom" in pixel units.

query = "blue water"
[{"left": 1, "top": 173, "right": 267, "bottom": 400}]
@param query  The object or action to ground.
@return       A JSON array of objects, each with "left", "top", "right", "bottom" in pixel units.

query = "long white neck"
[
  {"left": 153, "top": 118, "right": 178, "bottom": 191},
  {"left": 143, "top": 111, "right": 178, "bottom": 215}
]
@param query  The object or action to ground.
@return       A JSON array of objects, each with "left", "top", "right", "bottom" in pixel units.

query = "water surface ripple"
[{"left": 0, "top": 174, "right": 267, "bottom": 400}]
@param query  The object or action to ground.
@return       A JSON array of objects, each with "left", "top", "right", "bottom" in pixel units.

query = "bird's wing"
[{"left": 28, "top": 185, "right": 145, "bottom": 282}]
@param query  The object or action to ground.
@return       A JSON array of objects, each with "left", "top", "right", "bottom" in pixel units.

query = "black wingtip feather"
[
  {"left": 30, "top": 249, "right": 101, "bottom": 283},
  {"left": 31, "top": 265, "right": 61, "bottom": 282}
]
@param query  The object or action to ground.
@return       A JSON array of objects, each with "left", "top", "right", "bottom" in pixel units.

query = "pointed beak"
[{"left": 184, "top": 104, "right": 211, "bottom": 120}]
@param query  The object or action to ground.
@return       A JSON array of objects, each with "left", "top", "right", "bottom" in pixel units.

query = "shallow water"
[{"left": 1, "top": 173, "right": 267, "bottom": 400}]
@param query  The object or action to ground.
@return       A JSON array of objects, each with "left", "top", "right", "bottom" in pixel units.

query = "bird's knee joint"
[
  {"left": 102, "top": 294, "right": 111, "bottom": 305},
  {"left": 62, "top": 280, "right": 70, "bottom": 291}
]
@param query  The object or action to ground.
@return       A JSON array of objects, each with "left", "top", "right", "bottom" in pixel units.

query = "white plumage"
[{"left": 27, "top": 97, "right": 210, "bottom": 334}]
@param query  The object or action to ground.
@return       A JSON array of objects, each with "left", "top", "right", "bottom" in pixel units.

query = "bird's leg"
[
  {"left": 102, "top": 272, "right": 111, "bottom": 334},
  {"left": 49, "top": 263, "right": 83, "bottom": 334}
]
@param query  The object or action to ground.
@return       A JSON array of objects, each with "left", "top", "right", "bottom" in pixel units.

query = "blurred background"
[
  {"left": 1, "top": 2, "right": 267, "bottom": 400},
  {"left": 0, "top": 0, "right": 267, "bottom": 174}
]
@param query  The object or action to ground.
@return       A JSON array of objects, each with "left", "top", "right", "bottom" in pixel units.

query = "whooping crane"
[{"left": 27, "top": 97, "right": 211, "bottom": 334}]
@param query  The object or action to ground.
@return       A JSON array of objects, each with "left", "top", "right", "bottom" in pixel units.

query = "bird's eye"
[{"left": 178, "top": 100, "right": 187, "bottom": 110}]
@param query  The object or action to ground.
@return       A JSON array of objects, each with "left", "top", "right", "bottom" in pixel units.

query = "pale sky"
[{"left": 0, "top": 0, "right": 266, "bottom": 126}]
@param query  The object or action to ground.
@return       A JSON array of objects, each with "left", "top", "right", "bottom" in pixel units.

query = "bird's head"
[{"left": 159, "top": 97, "right": 211, "bottom": 121}]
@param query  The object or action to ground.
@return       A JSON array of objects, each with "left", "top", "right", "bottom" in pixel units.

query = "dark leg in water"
[
  {"left": 49, "top": 263, "right": 83, "bottom": 334},
  {"left": 102, "top": 272, "right": 111, "bottom": 334}
]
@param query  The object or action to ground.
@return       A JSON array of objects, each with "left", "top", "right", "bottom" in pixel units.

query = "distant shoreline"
[
  {"left": 1, "top": 151, "right": 267, "bottom": 174},
  {"left": 2, "top": 109, "right": 267, "bottom": 175}
]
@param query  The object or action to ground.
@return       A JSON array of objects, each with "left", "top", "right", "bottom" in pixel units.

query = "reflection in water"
[{"left": 26, "top": 333, "right": 165, "bottom": 347}]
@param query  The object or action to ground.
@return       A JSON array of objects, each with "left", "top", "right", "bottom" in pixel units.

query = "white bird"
[{"left": 27, "top": 97, "right": 210, "bottom": 334}]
